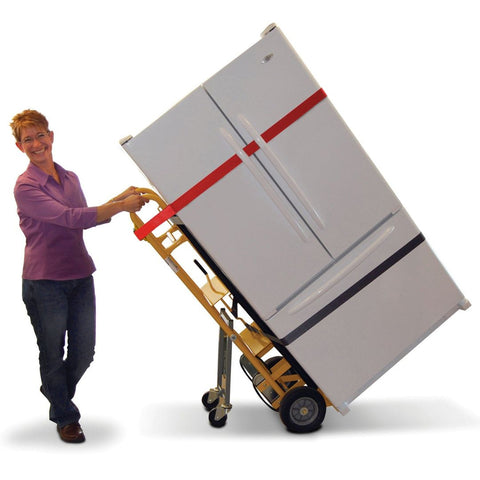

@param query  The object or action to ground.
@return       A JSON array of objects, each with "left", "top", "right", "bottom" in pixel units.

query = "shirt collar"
[{"left": 26, "top": 162, "right": 67, "bottom": 186}]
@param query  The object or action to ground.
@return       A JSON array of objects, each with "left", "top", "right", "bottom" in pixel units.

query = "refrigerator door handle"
[
  {"left": 288, "top": 225, "right": 396, "bottom": 315},
  {"left": 219, "top": 127, "right": 310, "bottom": 242},
  {"left": 238, "top": 114, "right": 326, "bottom": 230}
]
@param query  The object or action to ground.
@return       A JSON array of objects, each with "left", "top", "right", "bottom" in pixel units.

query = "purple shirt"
[{"left": 14, "top": 162, "right": 98, "bottom": 280}]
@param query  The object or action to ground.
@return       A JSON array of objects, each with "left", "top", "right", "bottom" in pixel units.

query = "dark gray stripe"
[{"left": 281, "top": 233, "right": 426, "bottom": 346}]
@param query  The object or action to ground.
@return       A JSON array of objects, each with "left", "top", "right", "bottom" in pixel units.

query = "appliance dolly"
[{"left": 130, "top": 187, "right": 332, "bottom": 433}]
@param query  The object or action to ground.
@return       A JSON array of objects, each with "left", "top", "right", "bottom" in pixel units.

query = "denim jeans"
[{"left": 22, "top": 276, "right": 96, "bottom": 427}]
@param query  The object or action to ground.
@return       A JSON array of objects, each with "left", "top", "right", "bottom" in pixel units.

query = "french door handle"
[
  {"left": 238, "top": 114, "right": 326, "bottom": 230},
  {"left": 219, "top": 127, "right": 309, "bottom": 242}
]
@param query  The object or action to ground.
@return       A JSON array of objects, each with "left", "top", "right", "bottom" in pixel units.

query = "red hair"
[{"left": 10, "top": 109, "right": 49, "bottom": 142}]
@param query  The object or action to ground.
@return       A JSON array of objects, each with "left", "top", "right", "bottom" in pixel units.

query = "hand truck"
[{"left": 129, "top": 188, "right": 332, "bottom": 433}]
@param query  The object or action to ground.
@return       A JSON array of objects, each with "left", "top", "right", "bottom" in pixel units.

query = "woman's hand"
[
  {"left": 121, "top": 192, "right": 149, "bottom": 213},
  {"left": 96, "top": 189, "right": 148, "bottom": 223},
  {"left": 109, "top": 186, "right": 139, "bottom": 203}
]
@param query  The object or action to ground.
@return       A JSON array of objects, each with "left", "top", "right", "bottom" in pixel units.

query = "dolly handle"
[{"left": 129, "top": 188, "right": 169, "bottom": 235}]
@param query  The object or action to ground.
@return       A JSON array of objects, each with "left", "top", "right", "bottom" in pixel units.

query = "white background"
[{"left": 1, "top": 0, "right": 478, "bottom": 478}]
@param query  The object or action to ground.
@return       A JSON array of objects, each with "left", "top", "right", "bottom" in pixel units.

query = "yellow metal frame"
[{"left": 130, "top": 188, "right": 330, "bottom": 411}]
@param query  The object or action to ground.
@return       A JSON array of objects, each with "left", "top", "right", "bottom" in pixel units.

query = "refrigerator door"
[
  {"left": 265, "top": 210, "right": 467, "bottom": 413},
  {"left": 203, "top": 27, "right": 401, "bottom": 258},
  {"left": 287, "top": 239, "right": 466, "bottom": 414},
  {"left": 122, "top": 86, "right": 333, "bottom": 319}
]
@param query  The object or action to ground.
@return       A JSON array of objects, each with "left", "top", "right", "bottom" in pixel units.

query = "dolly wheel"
[
  {"left": 279, "top": 387, "right": 326, "bottom": 433},
  {"left": 208, "top": 408, "right": 227, "bottom": 428},
  {"left": 202, "top": 391, "right": 219, "bottom": 411}
]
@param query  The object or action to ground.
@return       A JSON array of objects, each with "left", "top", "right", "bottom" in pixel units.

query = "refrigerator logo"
[{"left": 261, "top": 53, "right": 274, "bottom": 64}]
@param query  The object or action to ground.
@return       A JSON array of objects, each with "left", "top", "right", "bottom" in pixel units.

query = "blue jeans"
[{"left": 22, "top": 276, "right": 96, "bottom": 427}]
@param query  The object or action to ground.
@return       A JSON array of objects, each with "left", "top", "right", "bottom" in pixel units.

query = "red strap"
[{"left": 135, "top": 88, "right": 327, "bottom": 240}]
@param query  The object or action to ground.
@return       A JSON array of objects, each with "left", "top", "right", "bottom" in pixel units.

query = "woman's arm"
[{"left": 15, "top": 182, "right": 148, "bottom": 228}]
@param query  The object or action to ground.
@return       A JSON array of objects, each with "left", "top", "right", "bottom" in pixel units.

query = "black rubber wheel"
[
  {"left": 279, "top": 387, "right": 326, "bottom": 433},
  {"left": 208, "top": 408, "right": 227, "bottom": 428},
  {"left": 202, "top": 391, "right": 219, "bottom": 411}
]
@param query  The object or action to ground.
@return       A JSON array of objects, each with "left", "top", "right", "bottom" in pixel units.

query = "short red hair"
[{"left": 10, "top": 109, "right": 49, "bottom": 142}]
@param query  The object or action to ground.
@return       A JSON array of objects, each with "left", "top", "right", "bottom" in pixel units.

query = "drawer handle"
[{"left": 288, "top": 226, "right": 395, "bottom": 314}]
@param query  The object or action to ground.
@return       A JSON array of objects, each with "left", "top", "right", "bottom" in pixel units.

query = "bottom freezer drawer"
[{"left": 284, "top": 240, "right": 466, "bottom": 414}]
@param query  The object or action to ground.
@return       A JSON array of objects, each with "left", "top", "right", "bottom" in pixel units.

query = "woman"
[{"left": 11, "top": 109, "right": 147, "bottom": 443}]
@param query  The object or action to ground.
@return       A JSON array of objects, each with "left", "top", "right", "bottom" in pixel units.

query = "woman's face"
[{"left": 16, "top": 125, "right": 54, "bottom": 168}]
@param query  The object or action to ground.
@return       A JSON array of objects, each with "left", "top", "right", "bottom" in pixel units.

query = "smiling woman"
[{"left": 9, "top": 109, "right": 149, "bottom": 443}]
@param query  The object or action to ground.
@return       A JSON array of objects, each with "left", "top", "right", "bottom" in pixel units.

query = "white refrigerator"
[{"left": 121, "top": 25, "right": 470, "bottom": 415}]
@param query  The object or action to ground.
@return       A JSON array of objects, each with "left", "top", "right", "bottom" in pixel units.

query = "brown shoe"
[{"left": 57, "top": 423, "right": 86, "bottom": 443}]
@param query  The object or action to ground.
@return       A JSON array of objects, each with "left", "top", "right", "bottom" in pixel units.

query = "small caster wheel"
[
  {"left": 208, "top": 408, "right": 227, "bottom": 428},
  {"left": 279, "top": 386, "right": 326, "bottom": 433},
  {"left": 202, "top": 391, "right": 219, "bottom": 411}
]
